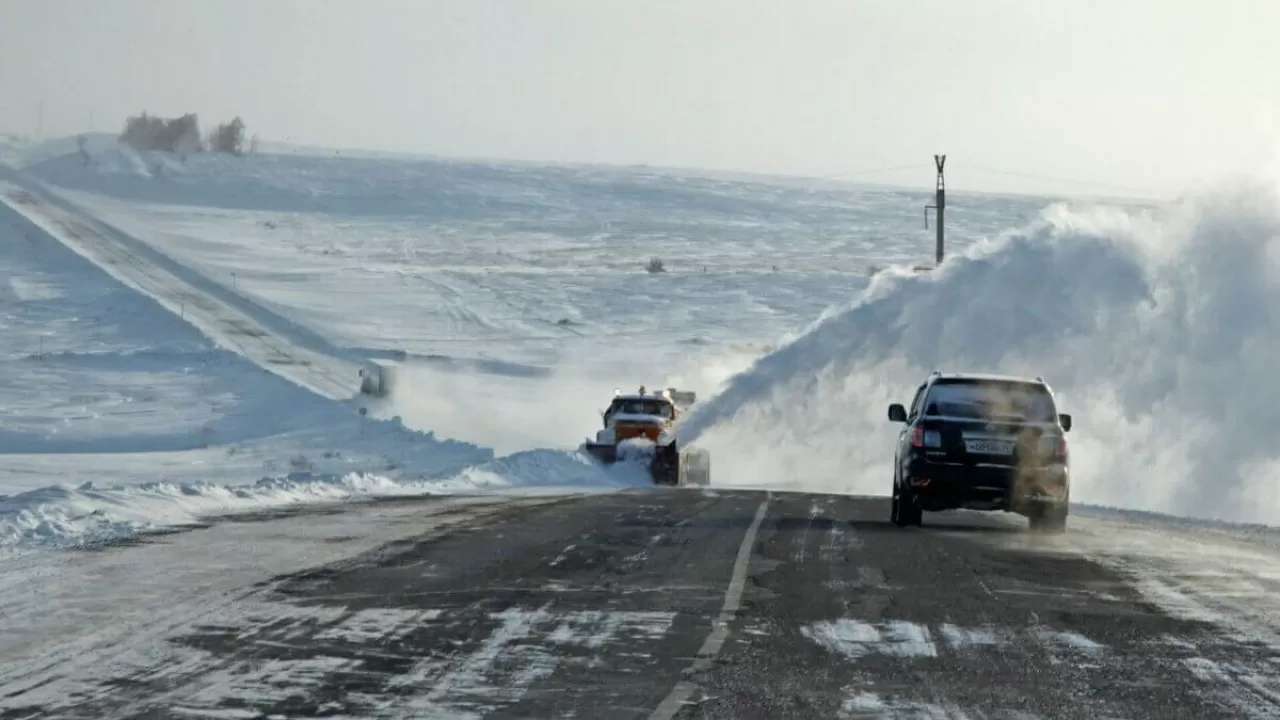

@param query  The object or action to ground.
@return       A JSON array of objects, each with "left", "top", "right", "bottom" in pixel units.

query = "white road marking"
[
  {"left": 137, "top": 602, "right": 680, "bottom": 712},
  {"left": 15, "top": 596, "right": 675, "bottom": 718},
  {"left": 802, "top": 619, "right": 939, "bottom": 660},
  {"left": 383, "top": 607, "right": 676, "bottom": 718},
  {"left": 803, "top": 619, "right": 1110, "bottom": 661},
  {"left": 313, "top": 608, "right": 444, "bottom": 643},
  {"left": 549, "top": 543, "right": 577, "bottom": 567},
  {"left": 1032, "top": 627, "right": 1105, "bottom": 655},
  {"left": 839, "top": 689, "right": 984, "bottom": 720},
  {"left": 648, "top": 497, "right": 771, "bottom": 720},
  {"left": 390, "top": 604, "right": 557, "bottom": 718},
  {"left": 938, "top": 624, "right": 1002, "bottom": 649}
]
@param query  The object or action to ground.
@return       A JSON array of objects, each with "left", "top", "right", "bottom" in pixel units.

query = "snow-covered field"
[{"left": 2, "top": 133, "right": 1279, "bottom": 554}]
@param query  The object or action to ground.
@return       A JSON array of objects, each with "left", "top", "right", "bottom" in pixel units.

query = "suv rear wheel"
[
  {"left": 891, "top": 472, "right": 923, "bottom": 527},
  {"left": 1029, "top": 505, "right": 1067, "bottom": 533}
]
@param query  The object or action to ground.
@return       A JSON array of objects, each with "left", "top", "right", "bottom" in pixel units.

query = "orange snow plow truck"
[{"left": 581, "top": 386, "right": 711, "bottom": 486}]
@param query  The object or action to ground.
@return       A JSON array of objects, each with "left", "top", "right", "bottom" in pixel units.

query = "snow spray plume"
[
  {"left": 681, "top": 178, "right": 1280, "bottom": 524},
  {"left": 381, "top": 350, "right": 756, "bottom": 456}
]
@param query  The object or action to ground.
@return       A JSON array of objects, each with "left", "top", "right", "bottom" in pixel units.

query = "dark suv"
[{"left": 887, "top": 371, "right": 1072, "bottom": 532}]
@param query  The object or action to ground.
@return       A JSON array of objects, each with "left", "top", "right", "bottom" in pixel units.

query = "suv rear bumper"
[{"left": 903, "top": 458, "right": 1068, "bottom": 512}]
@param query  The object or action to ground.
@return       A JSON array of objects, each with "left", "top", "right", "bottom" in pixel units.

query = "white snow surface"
[{"left": 2, "top": 137, "right": 1278, "bottom": 553}]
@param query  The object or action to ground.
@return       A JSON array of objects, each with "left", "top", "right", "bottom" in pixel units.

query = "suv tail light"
[
  {"left": 911, "top": 427, "right": 942, "bottom": 448},
  {"left": 1039, "top": 435, "right": 1068, "bottom": 459}
]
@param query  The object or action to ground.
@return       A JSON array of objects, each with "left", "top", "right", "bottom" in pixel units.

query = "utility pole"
[{"left": 924, "top": 154, "right": 946, "bottom": 265}]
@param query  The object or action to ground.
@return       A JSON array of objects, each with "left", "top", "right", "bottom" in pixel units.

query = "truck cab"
[{"left": 599, "top": 388, "right": 680, "bottom": 444}]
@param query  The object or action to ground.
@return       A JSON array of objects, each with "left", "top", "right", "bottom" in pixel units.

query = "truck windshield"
[
  {"left": 924, "top": 380, "right": 1057, "bottom": 422},
  {"left": 611, "top": 399, "right": 673, "bottom": 418}
]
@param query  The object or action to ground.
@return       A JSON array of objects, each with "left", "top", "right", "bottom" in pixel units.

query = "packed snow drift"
[{"left": 681, "top": 178, "right": 1280, "bottom": 525}]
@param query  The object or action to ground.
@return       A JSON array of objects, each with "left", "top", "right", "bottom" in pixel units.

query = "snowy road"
[
  {"left": 4, "top": 491, "right": 1280, "bottom": 719},
  {"left": 0, "top": 175, "right": 365, "bottom": 402}
]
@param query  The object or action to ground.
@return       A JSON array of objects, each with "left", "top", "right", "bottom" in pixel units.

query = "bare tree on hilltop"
[
  {"left": 119, "top": 112, "right": 202, "bottom": 153},
  {"left": 118, "top": 112, "right": 251, "bottom": 155},
  {"left": 208, "top": 117, "right": 247, "bottom": 155}
]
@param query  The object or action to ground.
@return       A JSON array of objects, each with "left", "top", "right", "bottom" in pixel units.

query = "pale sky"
[{"left": 2, "top": 0, "right": 1277, "bottom": 197}]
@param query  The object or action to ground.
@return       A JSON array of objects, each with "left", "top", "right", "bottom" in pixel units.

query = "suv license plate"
[{"left": 964, "top": 438, "right": 1016, "bottom": 454}]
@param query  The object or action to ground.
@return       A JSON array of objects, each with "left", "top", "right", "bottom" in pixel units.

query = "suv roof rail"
[
  {"left": 1035, "top": 375, "right": 1044, "bottom": 382},
  {"left": 929, "top": 369, "right": 941, "bottom": 377}
]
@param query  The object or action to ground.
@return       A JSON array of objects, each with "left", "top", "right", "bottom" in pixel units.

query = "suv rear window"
[{"left": 924, "top": 380, "right": 1057, "bottom": 422}]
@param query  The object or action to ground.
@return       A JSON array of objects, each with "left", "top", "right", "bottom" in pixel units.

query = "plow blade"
[
  {"left": 582, "top": 442, "right": 619, "bottom": 465},
  {"left": 583, "top": 442, "right": 710, "bottom": 486}
]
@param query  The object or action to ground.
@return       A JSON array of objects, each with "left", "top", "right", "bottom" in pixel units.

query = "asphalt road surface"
[{"left": 4, "top": 489, "right": 1278, "bottom": 719}]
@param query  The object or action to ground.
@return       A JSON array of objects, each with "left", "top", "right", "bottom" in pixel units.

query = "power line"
[
  {"left": 816, "top": 160, "right": 1159, "bottom": 198},
  {"left": 951, "top": 162, "right": 1158, "bottom": 197},
  {"left": 815, "top": 163, "right": 922, "bottom": 180}
]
